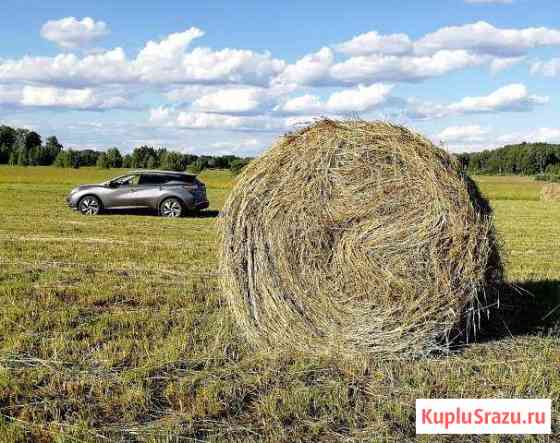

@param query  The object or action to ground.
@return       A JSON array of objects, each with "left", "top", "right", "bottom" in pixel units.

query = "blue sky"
[{"left": 1, "top": 0, "right": 560, "bottom": 155}]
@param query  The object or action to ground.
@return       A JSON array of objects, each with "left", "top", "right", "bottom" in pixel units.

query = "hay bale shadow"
[
  {"left": 476, "top": 280, "right": 560, "bottom": 342},
  {"left": 186, "top": 209, "right": 220, "bottom": 218}
]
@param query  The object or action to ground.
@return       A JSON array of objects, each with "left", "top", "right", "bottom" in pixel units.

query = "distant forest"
[
  {"left": 3, "top": 123, "right": 560, "bottom": 178},
  {"left": 0, "top": 124, "right": 252, "bottom": 174},
  {"left": 457, "top": 142, "right": 560, "bottom": 177}
]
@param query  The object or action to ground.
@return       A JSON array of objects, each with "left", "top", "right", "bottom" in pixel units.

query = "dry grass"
[
  {"left": 540, "top": 183, "right": 560, "bottom": 202},
  {"left": 0, "top": 166, "right": 558, "bottom": 441},
  {"left": 219, "top": 120, "right": 503, "bottom": 358}
]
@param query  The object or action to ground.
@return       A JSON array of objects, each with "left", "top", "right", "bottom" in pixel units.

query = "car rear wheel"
[
  {"left": 79, "top": 196, "right": 101, "bottom": 215},
  {"left": 160, "top": 198, "right": 183, "bottom": 217}
]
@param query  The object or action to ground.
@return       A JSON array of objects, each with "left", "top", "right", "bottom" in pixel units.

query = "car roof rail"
[{"left": 128, "top": 169, "right": 195, "bottom": 176}]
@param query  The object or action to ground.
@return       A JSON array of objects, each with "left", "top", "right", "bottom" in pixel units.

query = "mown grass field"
[{"left": 0, "top": 166, "right": 558, "bottom": 442}]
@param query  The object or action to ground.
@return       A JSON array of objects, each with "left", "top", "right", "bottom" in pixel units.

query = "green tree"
[
  {"left": 146, "top": 155, "right": 157, "bottom": 169},
  {"left": 17, "top": 146, "right": 29, "bottom": 166},
  {"left": 54, "top": 151, "right": 66, "bottom": 167},
  {"left": 15, "top": 128, "right": 29, "bottom": 145},
  {"left": 68, "top": 150, "right": 82, "bottom": 169},
  {"left": 75, "top": 150, "right": 100, "bottom": 167},
  {"left": 97, "top": 153, "right": 110, "bottom": 168},
  {"left": 0, "top": 144, "right": 11, "bottom": 164},
  {"left": 106, "top": 147, "right": 123, "bottom": 168},
  {"left": 160, "top": 152, "right": 184, "bottom": 171},
  {"left": 131, "top": 145, "right": 157, "bottom": 168},
  {"left": 54, "top": 150, "right": 82, "bottom": 168},
  {"left": 25, "top": 131, "right": 41, "bottom": 150},
  {"left": 187, "top": 159, "right": 204, "bottom": 174},
  {"left": 8, "top": 150, "right": 18, "bottom": 166},
  {"left": 122, "top": 154, "right": 132, "bottom": 168},
  {"left": 183, "top": 154, "right": 198, "bottom": 168},
  {"left": 28, "top": 145, "right": 42, "bottom": 166},
  {"left": 0, "top": 126, "right": 16, "bottom": 149},
  {"left": 44, "top": 136, "right": 63, "bottom": 165},
  {"left": 461, "top": 142, "right": 560, "bottom": 176},
  {"left": 155, "top": 148, "right": 167, "bottom": 167}
]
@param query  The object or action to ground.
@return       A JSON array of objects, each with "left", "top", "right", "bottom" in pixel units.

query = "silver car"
[{"left": 66, "top": 170, "right": 209, "bottom": 217}]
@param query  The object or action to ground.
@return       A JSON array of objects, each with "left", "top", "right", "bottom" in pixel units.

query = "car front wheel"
[
  {"left": 79, "top": 196, "right": 101, "bottom": 215},
  {"left": 160, "top": 198, "right": 183, "bottom": 217}
]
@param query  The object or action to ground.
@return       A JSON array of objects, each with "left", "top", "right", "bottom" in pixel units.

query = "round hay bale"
[
  {"left": 219, "top": 119, "right": 502, "bottom": 357},
  {"left": 540, "top": 183, "right": 560, "bottom": 202}
]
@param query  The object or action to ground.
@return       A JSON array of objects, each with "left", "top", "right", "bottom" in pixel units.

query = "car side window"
[
  {"left": 113, "top": 175, "right": 132, "bottom": 186},
  {"left": 139, "top": 174, "right": 166, "bottom": 185},
  {"left": 114, "top": 175, "right": 140, "bottom": 186},
  {"left": 164, "top": 175, "right": 181, "bottom": 183},
  {"left": 166, "top": 174, "right": 194, "bottom": 184},
  {"left": 135, "top": 174, "right": 193, "bottom": 185}
]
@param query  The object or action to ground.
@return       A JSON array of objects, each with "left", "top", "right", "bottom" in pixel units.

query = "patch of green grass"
[
  {"left": 474, "top": 175, "right": 544, "bottom": 201},
  {"left": 0, "top": 166, "right": 558, "bottom": 441}
]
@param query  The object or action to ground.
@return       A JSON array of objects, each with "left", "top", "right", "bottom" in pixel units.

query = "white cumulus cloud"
[
  {"left": 415, "top": 21, "right": 560, "bottom": 56},
  {"left": 0, "top": 28, "right": 285, "bottom": 88},
  {"left": 2, "top": 19, "right": 558, "bottom": 154},
  {"left": 148, "top": 107, "right": 318, "bottom": 132},
  {"left": 531, "top": 58, "right": 560, "bottom": 77},
  {"left": 279, "top": 83, "right": 393, "bottom": 114},
  {"left": 405, "top": 84, "right": 548, "bottom": 119},
  {"left": 275, "top": 47, "right": 489, "bottom": 87},
  {"left": 136, "top": 28, "right": 204, "bottom": 66},
  {"left": 280, "top": 94, "right": 323, "bottom": 114},
  {"left": 447, "top": 83, "right": 548, "bottom": 113},
  {"left": 335, "top": 31, "right": 413, "bottom": 56},
  {"left": 489, "top": 56, "right": 525, "bottom": 73},
  {"left": 326, "top": 83, "right": 393, "bottom": 112},
  {"left": 273, "top": 47, "right": 334, "bottom": 86},
  {"left": 150, "top": 108, "right": 279, "bottom": 131},
  {"left": 0, "top": 85, "right": 129, "bottom": 110},
  {"left": 329, "top": 50, "right": 486, "bottom": 85},
  {"left": 191, "top": 87, "right": 272, "bottom": 114},
  {"left": 136, "top": 44, "right": 285, "bottom": 86},
  {"left": 22, "top": 86, "right": 112, "bottom": 109},
  {"left": 164, "top": 85, "right": 221, "bottom": 102},
  {"left": 0, "top": 48, "right": 135, "bottom": 87},
  {"left": 41, "top": 17, "right": 110, "bottom": 49},
  {"left": 498, "top": 128, "right": 560, "bottom": 145},
  {"left": 436, "top": 125, "right": 490, "bottom": 143},
  {"left": 0, "top": 85, "right": 22, "bottom": 105}
]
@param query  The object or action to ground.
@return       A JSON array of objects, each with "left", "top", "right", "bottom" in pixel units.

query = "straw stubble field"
[{"left": 0, "top": 166, "right": 559, "bottom": 441}]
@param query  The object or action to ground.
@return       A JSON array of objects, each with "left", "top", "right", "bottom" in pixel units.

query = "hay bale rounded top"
[{"left": 219, "top": 119, "right": 502, "bottom": 357}]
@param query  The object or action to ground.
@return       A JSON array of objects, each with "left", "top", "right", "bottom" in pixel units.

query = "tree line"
[
  {"left": 0, "top": 126, "right": 63, "bottom": 166},
  {"left": 0, "top": 124, "right": 252, "bottom": 174},
  {"left": 457, "top": 142, "right": 560, "bottom": 177},
  {"left": 5, "top": 123, "right": 560, "bottom": 178},
  {"left": 96, "top": 145, "right": 251, "bottom": 174}
]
